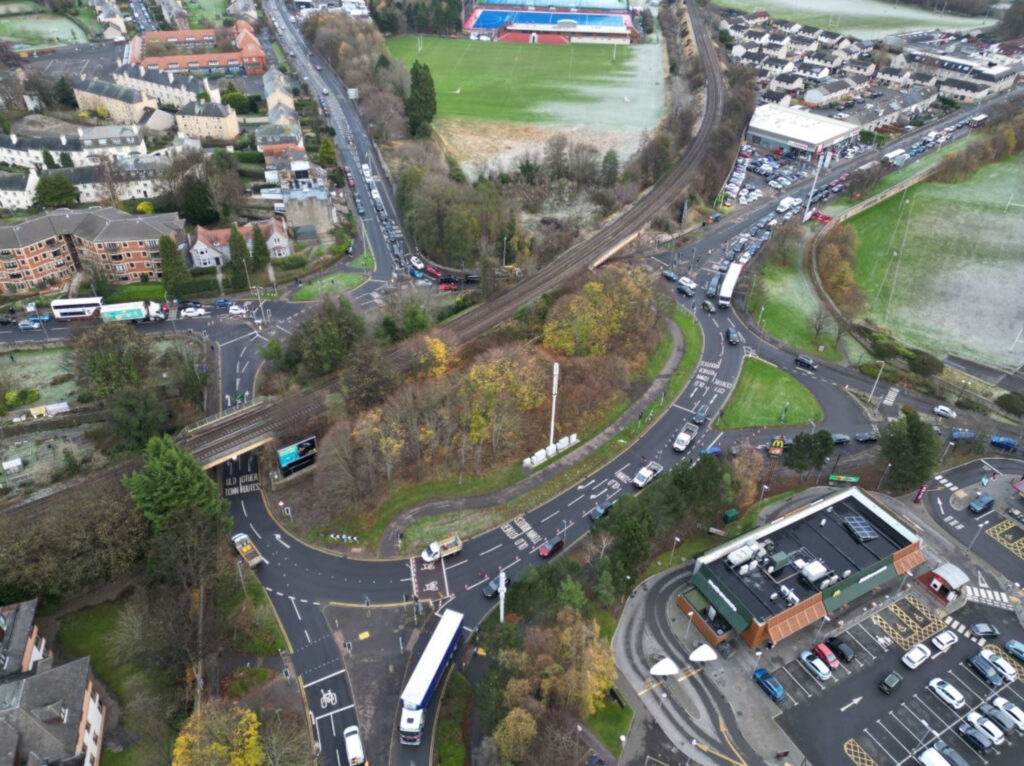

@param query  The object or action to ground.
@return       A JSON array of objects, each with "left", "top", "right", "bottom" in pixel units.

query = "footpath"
[{"left": 378, "top": 313, "right": 690, "bottom": 556}]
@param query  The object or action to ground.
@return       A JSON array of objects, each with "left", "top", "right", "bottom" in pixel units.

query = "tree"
[
  {"left": 879, "top": 410, "right": 942, "bottom": 489},
  {"left": 53, "top": 75, "right": 75, "bottom": 107},
  {"left": 71, "top": 322, "right": 154, "bottom": 400},
  {"left": 42, "top": 150, "right": 57, "bottom": 169},
  {"left": 317, "top": 136, "right": 337, "bottom": 167},
  {"left": 173, "top": 700, "right": 264, "bottom": 766},
  {"left": 556, "top": 578, "right": 587, "bottom": 612},
  {"left": 784, "top": 431, "right": 833, "bottom": 473},
  {"left": 159, "top": 234, "right": 189, "bottom": 299},
  {"left": 109, "top": 388, "right": 170, "bottom": 454},
  {"left": 609, "top": 495, "right": 655, "bottom": 584},
  {"left": 259, "top": 711, "right": 310, "bottom": 766},
  {"left": 494, "top": 707, "right": 537, "bottom": 763},
  {"left": 136, "top": 200, "right": 155, "bottom": 214},
  {"left": 227, "top": 225, "right": 250, "bottom": 290},
  {"left": 600, "top": 149, "right": 618, "bottom": 187},
  {"left": 249, "top": 223, "right": 271, "bottom": 270},
  {"left": 59, "top": 151, "right": 73, "bottom": 168},
  {"left": 181, "top": 180, "right": 217, "bottom": 225},
  {"left": 406, "top": 61, "right": 437, "bottom": 138},
  {"left": 998, "top": 0, "right": 1024, "bottom": 38},
  {"left": 33, "top": 173, "right": 79, "bottom": 208}
]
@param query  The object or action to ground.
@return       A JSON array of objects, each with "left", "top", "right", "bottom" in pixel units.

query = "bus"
[
  {"left": 398, "top": 609, "right": 464, "bottom": 746},
  {"left": 718, "top": 262, "right": 744, "bottom": 309},
  {"left": 50, "top": 296, "right": 104, "bottom": 320},
  {"left": 968, "top": 114, "right": 987, "bottom": 128}
]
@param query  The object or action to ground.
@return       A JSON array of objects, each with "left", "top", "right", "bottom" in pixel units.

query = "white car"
[
  {"left": 632, "top": 461, "right": 663, "bottom": 489},
  {"left": 966, "top": 711, "right": 1005, "bottom": 746},
  {"left": 931, "top": 630, "right": 958, "bottom": 653},
  {"left": 932, "top": 404, "right": 957, "bottom": 419},
  {"left": 179, "top": 307, "right": 207, "bottom": 318},
  {"left": 409, "top": 255, "right": 425, "bottom": 270},
  {"left": 928, "top": 678, "right": 965, "bottom": 709},
  {"left": 980, "top": 649, "right": 1017, "bottom": 683},
  {"left": 228, "top": 304, "right": 247, "bottom": 316},
  {"left": 992, "top": 696, "right": 1024, "bottom": 732},
  {"left": 677, "top": 276, "right": 698, "bottom": 290},
  {"left": 902, "top": 644, "right": 932, "bottom": 669}
]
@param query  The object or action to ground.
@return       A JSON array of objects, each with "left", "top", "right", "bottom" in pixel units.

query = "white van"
[
  {"left": 343, "top": 725, "right": 366, "bottom": 765},
  {"left": 917, "top": 746, "right": 951, "bottom": 766}
]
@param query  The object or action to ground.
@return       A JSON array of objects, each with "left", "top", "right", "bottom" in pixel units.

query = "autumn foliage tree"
[
  {"left": 172, "top": 700, "right": 264, "bottom": 766},
  {"left": 817, "top": 223, "right": 865, "bottom": 314}
]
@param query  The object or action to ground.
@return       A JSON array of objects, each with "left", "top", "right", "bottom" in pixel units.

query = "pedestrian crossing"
[
  {"left": 943, "top": 615, "right": 989, "bottom": 645},
  {"left": 933, "top": 474, "right": 960, "bottom": 492},
  {"left": 961, "top": 584, "right": 1014, "bottom": 610},
  {"left": 882, "top": 386, "right": 899, "bottom": 407}
]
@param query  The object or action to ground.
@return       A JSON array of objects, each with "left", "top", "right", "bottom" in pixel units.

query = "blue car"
[
  {"left": 701, "top": 446, "right": 722, "bottom": 456},
  {"left": 991, "top": 436, "right": 1019, "bottom": 451},
  {"left": 214, "top": 297, "right": 233, "bottom": 308},
  {"left": 951, "top": 429, "right": 975, "bottom": 442},
  {"left": 662, "top": 269, "right": 679, "bottom": 281},
  {"left": 408, "top": 266, "right": 424, "bottom": 279},
  {"left": 753, "top": 668, "right": 785, "bottom": 701}
]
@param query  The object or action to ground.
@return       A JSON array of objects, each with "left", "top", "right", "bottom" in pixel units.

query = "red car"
[
  {"left": 347, "top": 177, "right": 355, "bottom": 188},
  {"left": 838, "top": 172, "right": 850, "bottom": 182},
  {"left": 538, "top": 535, "right": 564, "bottom": 558},
  {"left": 813, "top": 642, "right": 839, "bottom": 669},
  {"left": 424, "top": 264, "right": 443, "bottom": 279},
  {"left": 439, "top": 282, "right": 459, "bottom": 292}
]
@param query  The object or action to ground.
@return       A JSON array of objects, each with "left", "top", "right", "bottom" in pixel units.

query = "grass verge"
[
  {"left": 717, "top": 357, "right": 822, "bottom": 430},
  {"left": 437, "top": 671, "right": 472, "bottom": 765},
  {"left": 351, "top": 251, "right": 374, "bottom": 270},
  {"left": 215, "top": 565, "right": 288, "bottom": 655},
  {"left": 587, "top": 694, "right": 632, "bottom": 756},
  {"left": 223, "top": 666, "right": 274, "bottom": 699},
  {"left": 272, "top": 41, "right": 286, "bottom": 67},
  {"left": 293, "top": 271, "right": 366, "bottom": 300},
  {"left": 397, "top": 310, "right": 702, "bottom": 552},
  {"left": 107, "top": 283, "right": 167, "bottom": 302}
]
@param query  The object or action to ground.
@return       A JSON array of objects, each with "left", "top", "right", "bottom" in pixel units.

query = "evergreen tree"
[
  {"left": 42, "top": 150, "right": 57, "bottom": 169},
  {"left": 159, "top": 234, "right": 189, "bottom": 298},
  {"left": 227, "top": 225, "right": 250, "bottom": 290},
  {"left": 601, "top": 149, "right": 619, "bottom": 186},
  {"left": 181, "top": 181, "right": 217, "bottom": 225},
  {"left": 249, "top": 223, "right": 271, "bottom": 270},
  {"left": 317, "top": 136, "right": 337, "bottom": 168},
  {"left": 33, "top": 173, "right": 79, "bottom": 208},
  {"left": 879, "top": 410, "right": 942, "bottom": 488},
  {"left": 406, "top": 61, "right": 437, "bottom": 138},
  {"left": 53, "top": 76, "right": 76, "bottom": 107},
  {"left": 59, "top": 151, "right": 73, "bottom": 168}
]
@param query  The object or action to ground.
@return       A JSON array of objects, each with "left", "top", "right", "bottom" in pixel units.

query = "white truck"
[
  {"left": 232, "top": 533, "right": 265, "bottom": 568},
  {"left": 421, "top": 535, "right": 463, "bottom": 563},
  {"left": 776, "top": 196, "right": 798, "bottom": 214},
  {"left": 673, "top": 423, "right": 700, "bottom": 452},
  {"left": 632, "top": 461, "right": 664, "bottom": 489}
]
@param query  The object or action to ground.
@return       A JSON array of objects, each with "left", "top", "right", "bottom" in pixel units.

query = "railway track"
[{"left": 183, "top": 4, "right": 728, "bottom": 464}]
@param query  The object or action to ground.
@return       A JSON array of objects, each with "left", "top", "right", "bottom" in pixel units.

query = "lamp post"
[
  {"left": 671, "top": 536, "right": 681, "bottom": 563},
  {"left": 869, "top": 361, "right": 886, "bottom": 409},
  {"left": 957, "top": 379, "right": 970, "bottom": 404},
  {"left": 968, "top": 520, "right": 991, "bottom": 551},
  {"left": 878, "top": 463, "right": 892, "bottom": 490},
  {"left": 809, "top": 418, "right": 817, "bottom": 433},
  {"left": 684, "top": 610, "right": 695, "bottom": 645}
]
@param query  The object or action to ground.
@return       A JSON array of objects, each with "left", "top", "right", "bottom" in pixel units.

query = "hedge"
[
  {"left": 175, "top": 277, "right": 221, "bottom": 297},
  {"left": 235, "top": 151, "right": 265, "bottom": 164},
  {"left": 275, "top": 255, "right": 307, "bottom": 270}
]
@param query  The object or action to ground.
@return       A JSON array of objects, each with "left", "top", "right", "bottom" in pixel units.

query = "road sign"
[
  {"left": 768, "top": 438, "right": 785, "bottom": 457},
  {"left": 829, "top": 475, "right": 860, "bottom": 484}
]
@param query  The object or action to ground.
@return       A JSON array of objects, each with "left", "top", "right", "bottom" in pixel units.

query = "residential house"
[
  {"left": 0, "top": 600, "right": 49, "bottom": 681},
  {"left": 789, "top": 34, "right": 818, "bottom": 55},
  {"left": 45, "top": 158, "right": 165, "bottom": 204},
  {"left": 284, "top": 187, "right": 335, "bottom": 242},
  {"left": 875, "top": 66, "right": 910, "bottom": 89},
  {"left": 842, "top": 59, "right": 876, "bottom": 78},
  {"left": 909, "top": 71, "right": 938, "bottom": 89},
  {"left": 256, "top": 122, "right": 304, "bottom": 151},
  {"left": 112, "top": 64, "right": 213, "bottom": 108},
  {"left": 175, "top": 101, "right": 240, "bottom": 141},
  {"left": 263, "top": 68, "right": 293, "bottom": 112},
  {"left": 0, "top": 172, "right": 33, "bottom": 211},
  {"left": 760, "top": 90, "right": 791, "bottom": 107},
  {"left": 771, "top": 72, "right": 804, "bottom": 93},
  {"left": 761, "top": 57, "right": 793, "bottom": 76},
  {"left": 938, "top": 77, "right": 989, "bottom": 102},
  {"left": 227, "top": 0, "right": 258, "bottom": 23},
  {"left": 0, "top": 207, "right": 184, "bottom": 293},
  {"left": 0, "top": 125, "right": 146, "bottom": 171},
  {"left": 817, "top": 31, "right": 850, "bottom": 50},
  {"left": 127, "top": 20, "right": 267, "bottom": 75},
  {"left": 803, "top": 50, "right": 846, "bottom": 70},
  {"left": 793, "top": 62, "right": 829, "bottom": 82},
  {"left": 189, "top": 218, "right": 290, "bottom": 267},
  {"left": 803, "top": 79, "right": 853, "bottom": 106},
  {"left": 72, "top": 78, "right": 157, "bottom": 124},
  {"left": 156, "top": 0, "right": 189, "bottom": 29}
]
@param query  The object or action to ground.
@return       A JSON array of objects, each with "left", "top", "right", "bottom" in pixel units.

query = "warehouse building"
[
  {"left": 679, "top": 487, "right": 923, "bottom": 648},
  {"left": 745, "top": 103, "right": 860, "bottom": 159}
]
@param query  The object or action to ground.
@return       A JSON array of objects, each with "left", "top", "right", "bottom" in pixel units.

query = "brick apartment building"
[{"left": 127, "top": 20, "right": 267, "bottom": 75}]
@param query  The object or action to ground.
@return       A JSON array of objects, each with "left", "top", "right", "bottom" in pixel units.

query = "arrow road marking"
[
  {"left": 274, "top": 533, "right": 291, "bottom": 549},
  {"left": 840, "top": 696, "right": 863, "bottom": 712}
]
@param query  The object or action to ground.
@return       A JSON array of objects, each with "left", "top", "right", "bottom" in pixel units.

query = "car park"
[
  {"left": 931, "top": 630, "right": 958, "bottom": 653},
  {"left": 799, "top": 650, "right": 832, "bottom": 681},
  {"left": 825, "top": 636, "right": 855, "bottom": 663},
  {"left": 992, "top": 696, "right": 1024, "bottom": 732},
  {"left": 662, "top": 269, "right": 678, "bottom": 281},
  {"left": 950, "top": 429, "right": 975, "bottom": 442},
  {"left": 408, "top": 266, "right": 424, "bottom": 279},
  {"left": 932, "top": 404, "right": 957, "bottom": 419},
  {"left": 538, "top": 535, "right": 564, "bottom": 557},
  {"left": 928, "top": 678, "right": 966, "bottom": 709},
  {"left": 978, "top": 702, "right": 1017, "bottom": 736},
  {"left": 753, "top": 669, "right": 785, "bottom": 701},
  {"left": 980, "top": 648, "right": 1017, "bottom": 682},
  {"left": 932, "top": 740, "right": 970, "bottom": 766},
  {"left": 902, "top": 643, "right": 932, "bottom": 669},
  {"left": 965, "top": 711, "right": 1005, "bottom": 746},
  {"left": 879, "top": 670, "right": 902, "bottom": 694},
  {"left": 813, "top": 643, "right": 839, "bottom": 669}
]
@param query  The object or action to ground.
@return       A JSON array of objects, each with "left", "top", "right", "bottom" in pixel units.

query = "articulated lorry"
[
  {"left": 399, "top": 609, "right": 464, "bottom": 745},
  {"left": 420, "top": 535, "right": 462, "bottom": 563},
  {"left": 99, "top": 301, "right": 167, "bottom": 323},
  {"left": 232, "top": 533, "right": 265, "bottom": 568}
]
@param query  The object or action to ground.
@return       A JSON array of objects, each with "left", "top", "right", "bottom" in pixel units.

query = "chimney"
[
  {"left": 9, "top": 133, "right": 15, "bottom": 145},
  {"left": 210, "top": 87, "right": 221, "bottom": 104},
  {"left": 78, "top": 127, "right": 83, "bottom": 138}
]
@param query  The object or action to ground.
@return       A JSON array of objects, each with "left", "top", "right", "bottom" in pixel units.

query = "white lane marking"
[
  {"left": 289, "top": 596, "right": 302, "bottom": 620},
  {"left": 313, "top": 704, "right": 354, "bottom": 722},
  {"left": 567, "top": 495, "right": 585, "bottom": 507},
  {"left": 446, "top": 559, "right": 467, "bottom": 570},
  {"left": 479, "top": 544, "right": 503, "bottom": 556},
  {"left": 542, "top": 510, "right": 560, "bottom": 522},
  {"left": 249, "top": 523, "right": 261, "bottom": 539},
  {"left": 240, "top": 499, "right": 248, "bottom": 517},
  {"left": 304, "top": 629, "right": 311, "bottom": 643}
]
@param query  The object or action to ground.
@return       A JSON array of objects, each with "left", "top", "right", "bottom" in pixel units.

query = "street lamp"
[
  {"left": 671, "top": 536, "right": 681, "bottom": 563},
  {"left": 684, "top": 610, "right": 695, "bottom": 645},
  {"left": 968, "top": 520, "right": 990, "bottom": 551},
  {"left": 869, "top": 361, "right": 886, "bottom": 409},
  {"left": 958, "top": 379, "right": 970, "bottom": 403},
  {"left": 809, "top": 418, "right": 817, "bottom": 433}
]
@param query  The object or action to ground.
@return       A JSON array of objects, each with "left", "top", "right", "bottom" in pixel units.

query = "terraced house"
[
  {"left": 0, "top": 125, "right": 147, "bottom": 171},
  {"left": 0, "top": 208, "right": 184, "bottom": 294},
  {"left": 127, "top": 20, "right": 267, "bottom": 75}
]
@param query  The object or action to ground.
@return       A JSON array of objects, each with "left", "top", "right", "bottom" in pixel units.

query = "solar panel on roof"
[{"left": 843, "top": 515, "right": 878, "bottom": 543}]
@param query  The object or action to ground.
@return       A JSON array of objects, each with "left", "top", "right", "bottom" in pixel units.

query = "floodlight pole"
[{"left": 549, "top": 362, "right": 560, "bottom": 448}]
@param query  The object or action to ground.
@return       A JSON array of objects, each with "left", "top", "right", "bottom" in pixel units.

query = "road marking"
[
  {"left": 303, "top": 671, "right": 348, "bottom": 688},
  {"left": 542, "top": 510, "right": 560, "bottom": 522},
  {"left": 274, "top": 533, "right": 291, "bottom": 548},
  {"left": 445, "top": 559, "right": 467, "bottom": 570},
  {"left": 478, "top": 544, "right": 502, "bottom": 556},
  {"left": 567, "top": 495, "right": 585, "bottom": 507},
  {"left": 249, "top": 523, "right": 261, "bottom": 539},
  {"left": 240, "top": 499, "right": 248, "bottom": 517},
  {"left": 313, "top": 704, "right": 354, "bottom": 722},
  {"left": 841, "top": 696, "right": 863, "bottom": 712},
  {"left": 304, "top": 629, "right": 311, "bottom": 643},
  {"left": 289, "top": 596, "right": 302, "bottom": 620}
]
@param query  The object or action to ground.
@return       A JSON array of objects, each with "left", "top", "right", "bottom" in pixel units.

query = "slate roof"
[
  {"left": 73, "top": 77, "right": 145, "bottom": 104},
  {"left": 0, "top": 172, "right": 30, "bottom": 192},
  {"left": 0, "top": 657, "right": 91, "bottom": 761},
  {"left": 0, "top": 207, "right": 182, "bottom": 250},
  {"left": 113, "top": 64, "right": 209, "bottom": 94},
  {"left": 177, "top": 101, "right": 233, "bottom": 118}
]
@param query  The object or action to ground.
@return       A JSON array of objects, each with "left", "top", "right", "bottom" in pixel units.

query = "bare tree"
[{"left": 811, "top": 306, "right": 830, "bottom": 341}]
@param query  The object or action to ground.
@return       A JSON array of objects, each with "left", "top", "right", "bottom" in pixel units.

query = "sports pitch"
[
  {"left": 386, "top": 36, "right": 662, "bottom": 129},
  {"left": 716, "top": 0, "right": 992, "bottom": 38},
  {"left": 849, "top": 152, "right": 1024, "bottom": 369},
  {"left": 0, "top": 13, "right": 86, "bottom": 46}
]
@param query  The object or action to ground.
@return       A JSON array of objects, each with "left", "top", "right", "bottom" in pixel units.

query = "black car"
[
  {"left": 0, "top": 315, "right": 15, "bottom": 325},
  {"left": 855, "top": 431, "right": 878, "bottom": 443},
  {"left": 589, "top": 498, "right": 616, "bottom": 521},
  {"left": 177, "top": 300, "right": 203, "bottom": 309},
  {"left": 726, "top": 328, "right": 740, "bottom": 345},
  {"left": 825, "top": 635, "right": 855, "bottom": 663},
  {"left": 482, "top": 573, "right": 511, "bottom": 599},
  {"left": 677, "top": 283, "right": 695, "bottom": 297},
  {"left": 463, "top": 273, "right": 481, "bottom": 284},
  {"left": 978, "top": 703, "right": 1017, "bottom": 735},
  {"left": 956, "top": 721, "right": 993, "bottom": 753},
  {"left": 832, "top": 433, "right": 851, "bottom": 445}
]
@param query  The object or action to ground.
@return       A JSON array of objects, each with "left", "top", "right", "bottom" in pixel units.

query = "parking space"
[{"left": 777, "top": 600, "right": 1024, "bottom": 766}]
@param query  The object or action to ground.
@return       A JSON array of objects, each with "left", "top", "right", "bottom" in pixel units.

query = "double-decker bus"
[{"left": 50, "top": 296, "right": 104, "bottom": 320}]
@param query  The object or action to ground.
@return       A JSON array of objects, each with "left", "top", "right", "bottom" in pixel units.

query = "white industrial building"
[{"left": 745, "top": 103, "right": 860, "bottom": 159}]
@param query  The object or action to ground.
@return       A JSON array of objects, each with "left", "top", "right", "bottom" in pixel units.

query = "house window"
[{"left": 115, "top": 265, "right": 126, "bottom": 273}]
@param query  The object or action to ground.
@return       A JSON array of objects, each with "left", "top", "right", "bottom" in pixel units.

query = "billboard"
[{"left": 278, "top": 436, "right": 317, "bottom": 474}]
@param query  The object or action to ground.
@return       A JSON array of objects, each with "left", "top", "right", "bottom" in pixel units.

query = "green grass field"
[
  {"left": 185, "top": 0, "right": 227, "bottom": 27},
  {"left": 718, "top": 357, "right": 822, "bottom": 429},
  {"left": 0, "top": 14, "right": 86, "bottom": 46},
  {"left": 293, "top": 272, "right": 366, "bottom": 300},
  {"left": 848, "top": 153, "right": 1024, "bottom": 368},
  {"left": 716, "top": 0, "right": 992, "bottom": 38},
  {"left": 387, "top": 36, "right": 656, "bottom": 126},
  {"left": 587, "top": 695, "right": 632, "bottom": 756},
  {"left": 0, "top": 1, "right": 43, "bottom": 15}
]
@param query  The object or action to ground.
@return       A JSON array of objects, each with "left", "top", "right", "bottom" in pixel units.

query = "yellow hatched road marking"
[{"left": 844, "top": 738, "right": 878, "bottom": 766}]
